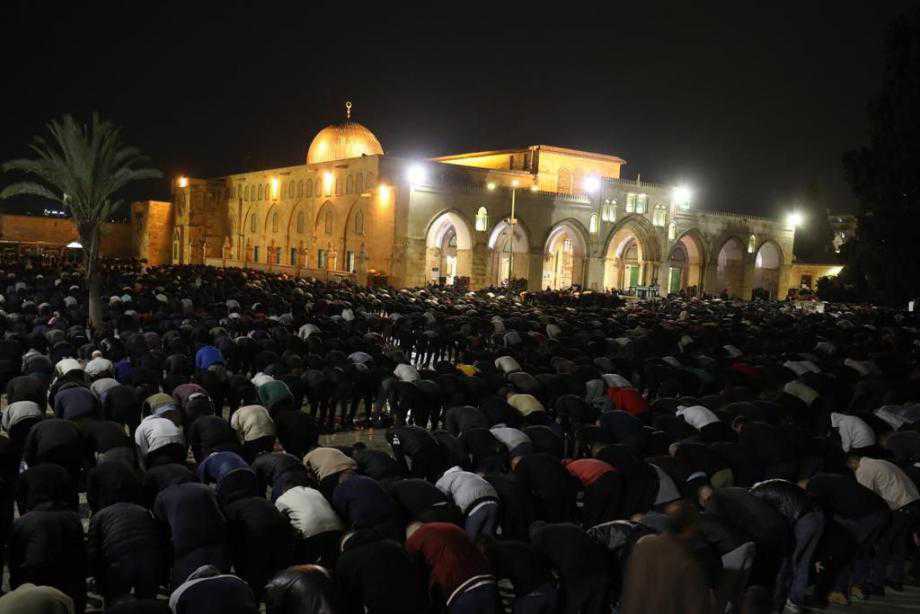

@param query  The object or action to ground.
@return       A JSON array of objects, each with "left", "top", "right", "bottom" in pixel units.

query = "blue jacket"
[
  {"left": 195, "top": 346, "right": 224, "bottom": 371},
  {"left": 54, "top": 386, "right": 99, "bottom": 421}
]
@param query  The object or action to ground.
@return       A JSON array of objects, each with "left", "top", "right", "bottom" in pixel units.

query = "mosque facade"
[{"left": 134, "top": 106, "right": 802, "bottom": 299}]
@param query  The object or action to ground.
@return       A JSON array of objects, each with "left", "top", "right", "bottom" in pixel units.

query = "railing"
[{"left": 204, "top": 257, "right": 357, "bottom": 281}]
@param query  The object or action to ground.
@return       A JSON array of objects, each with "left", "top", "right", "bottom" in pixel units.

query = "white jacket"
[
  {"left": 276, "top": 486, "right": 344, "bottom": 538},
  {"left": 830, "top": 412, "right": 876, "bottom": 452},
  {"left": 435, "top": 466, "right": 498, "bottom": 514},
  {"left": 134, "top": 415, "right": 184, "bottom": 458},
  {"left": 231, "top": 405, "right": 275, "bottom": 442}
]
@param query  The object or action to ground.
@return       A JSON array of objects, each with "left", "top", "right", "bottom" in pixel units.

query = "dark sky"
[{"left": 3, "top": 0, "right": 915, "bottom": 220}]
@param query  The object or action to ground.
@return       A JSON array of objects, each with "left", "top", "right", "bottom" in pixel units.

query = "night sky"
[{"left": 3, "top": 0, "right": 916, "bottom": 219}]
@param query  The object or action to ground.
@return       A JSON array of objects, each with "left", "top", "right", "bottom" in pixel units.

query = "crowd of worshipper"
[{"left": 1, "top": 263, "right": 920, "bottom": 614}]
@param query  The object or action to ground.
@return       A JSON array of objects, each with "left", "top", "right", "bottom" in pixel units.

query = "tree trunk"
[{"left": 81, "top": 224, "right": 104, "bottom": 336}]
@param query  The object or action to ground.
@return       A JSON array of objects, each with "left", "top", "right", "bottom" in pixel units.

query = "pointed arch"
[
  {"left": 315, "top": 201, "right": 335, "bottom": 236},
  {"left": 601, "top": 214, "right": 660, "bottom": 290},
  {"left": 753, "top": 240, "right": 783, "bottom": 298},
  {"left": 487, "top": 218, "right": 531, "bottom": 285},
  {"left": 665, "top": 229, "right": 706, "bottom": 294},
  {"left": 425, "top": 210, "right": 475, "bottom": 285},
  {"left": 541, "top": 219, "right": 589, "bottom": 290},
  {"left": 715, "top": 236, "right": 746, "bottom": 298}
]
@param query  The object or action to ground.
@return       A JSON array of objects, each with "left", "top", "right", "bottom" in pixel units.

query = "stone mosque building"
[{"left": 128, "top": 104, "right": 811, "bottom": 299}]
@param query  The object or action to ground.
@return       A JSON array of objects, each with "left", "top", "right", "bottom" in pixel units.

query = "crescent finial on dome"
[{"left": 345, "top": 101, "right": 352, "bottom": 120}]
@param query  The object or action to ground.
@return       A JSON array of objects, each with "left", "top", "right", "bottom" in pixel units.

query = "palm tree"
[{"left": 1, "top": 113, "right": 161, "bottom": 330}]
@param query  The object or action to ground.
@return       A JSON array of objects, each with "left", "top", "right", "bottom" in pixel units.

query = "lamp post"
[{"left": 488, "top": 179, "right": 531, "bottom": 284}]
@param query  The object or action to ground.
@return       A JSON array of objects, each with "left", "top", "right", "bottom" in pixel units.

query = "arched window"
[
  {"left": 296, "top": 211, "right": 305, "bottom": 234},
  {"left": 668, "top": 221, "right": 677, "bottom": 241},
  {"left": 249, "top": 213, "right": 257, "bottom": 233},
  {"left": 601, "top": 200, "right": 616, "bottom": 222},
  {"left": 356, "top": 173, "right": 364, "bottom": 193},
  {"left": 366, "top": 173, "right": 375, "bottom": 187},
  {"left": 589, "top": 213, "right": 599, "bottom": 234},
  {"left": 626, "top": 193, "right": 636, "bottom": 213},
  {"left": 475, "top": 207, "right": 488, "bottom": 231},
  {"left": 346, "top": 175, "right": 354, "bottom": 194},
  {"left": 305, "top": 179, "right": 313, "bottom": 197},
  {"left": 335, "top": 177, "right": 342, "bottom": 196},
  {"left": 324, "top": 209, "right": 333, "bottom": 235},
  {"left": 557, "top": 168, "right": 572, "bottom": 193},
  {"left": 257, "top": 184, "right": 264, "bottom": 200},
  {"left": 271, "top": 211, "right": 278, "bottom": 233},
  {"left": 244, "top": 186, "right": 250, "bottom": 201},
  {"left": 636, "top": 194, "right": 648, "bottom": 214},
  {"left": 748, "top": 234, "right": 756, "bottom": 254},
  {"left": 653, "top": 204, "right": 668, "bottom": 227},
  {"left": 297, "top": 181, "right": 303, "bottom": 198},
  {"left": 354, "top": 210, "right": 365, "bottom": 235}
]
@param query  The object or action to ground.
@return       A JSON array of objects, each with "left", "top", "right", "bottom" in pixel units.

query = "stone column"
[
  {"left": 527, "top": 251, "right": 544, "bottom": 291},
  {"left": 585, "top": 256, "right": 606, "bottom": 291}
]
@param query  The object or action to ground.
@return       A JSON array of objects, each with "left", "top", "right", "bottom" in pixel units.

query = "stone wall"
[{"left": 0, "top": 214, "right": 133, "bottom": 258}]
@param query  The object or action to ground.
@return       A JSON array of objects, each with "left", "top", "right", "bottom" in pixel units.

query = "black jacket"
[
  {"left": 5, "top": 374, "right": 46, "bottom": 405},
  {"left": 252, "top": 451, "right": 304, "bottom": 495},
  {"left": 153, "top": 483, "right": 227, "bottom": 556},
  {"left": 529, "top": 521, "right": 611, "bottom": 579},
  {"left": 459, "top": 427, "right": 507, "bottom": 470},
  {"left": 522, "top": 425, "right": 563, "bottom": 458},
  {"left": 335, "top": 532, "right": 428, "bottom": 614},
  {"left": 696, "top": 511, "right": 749, "bottom": 556},
  {"left": 22, "top": 418, "right": 82, "bottom": 466},
  {"left": 8, "top": 509, "right": 86, "bottom": 609},
  {"left": 142, "top": 463, "right": 196, "bottom": 509},
  {"left": 273, "top": 408, "right": 320, "bottom": 459},
  {"left": 87, "top": 460, "right": 142, "bottom": 513},
  {"left": 481, "top": 539, "right": 553, "bottom": 597},
  {"left": 750, "top": 479, "right": 817, "bottom": 522},
  {"left": 444, "top": 405, "right": 490, "bottom": 436},
  {"left": 187, "top": 415, "right": 241, "bottom": 463},
  {"left": 353, "top": 447, "right": 405, "bottom": 482},
  {"left": 707, "top": 487, "right": 790, "bottom": 553},
  {"left": 485, "top": 472, "right": 534, "bottom": 540},
  {"left": 514, "top": 453, "right": 577, "bottom": 520},
  {"left": 388, "top": 425, "right": 441, "bottom": 458},
  {"left": 387, "top": 478, "right": 450, "bottom": 520},
  {"left": 223, "top": 496, "right": 295, "bottom": 597},
  {"left": 16, "top": 463, "right": 77, "bottom": 514},
  {"left": 87, "top": 502, "right": 166, "bottom": 583},
  {"left": 805, "top": 472, "right": 889, "bottom": 518},
  {"left": 265, "top": 567, "right": 336, "bottom": 614},
  {"left": 83, "top": 419, "right": 132, "bottom": 454}
]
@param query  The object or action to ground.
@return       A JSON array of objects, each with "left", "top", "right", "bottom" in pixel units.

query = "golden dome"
[{"left": 306, "top": 120, "right": 384, "bottom": 165}]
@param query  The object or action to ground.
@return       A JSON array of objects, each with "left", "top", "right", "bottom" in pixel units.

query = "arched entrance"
[
  {"left": 665, "top": 232, "right": 705, "bottom": 295},
  {"left": 542, "top": 221, "right": 587, "bottom": 290},
  {"left": 715, "top": 238, "right": 745, "bottom": 298},
  {"left": 488, "top": 220, "right": 529, "bottom": 285},
  {"left": 602, "top": 218, "right": 659, "bottom": 291},
  {"left": 753, "top": 241, "right": 782, "bottom": 298},
  {"left": 426, "top": 211, "right": 473, "bottom": 285}
]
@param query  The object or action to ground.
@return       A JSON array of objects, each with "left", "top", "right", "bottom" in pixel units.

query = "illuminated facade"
[{"left": 137, "top": 105, "right": 805, "bottom": 298}]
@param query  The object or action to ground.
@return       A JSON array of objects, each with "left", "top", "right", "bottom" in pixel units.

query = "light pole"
[{"left": 488, "top": 179, "right": 535, "bottom": 284}]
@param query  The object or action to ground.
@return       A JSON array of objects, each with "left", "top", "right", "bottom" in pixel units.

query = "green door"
[
  {"left": 669, "top": 267, "right": 682, "bottom": 293},
  {"left": 627, "top": 265, "right": 640, "bottom": 288}
]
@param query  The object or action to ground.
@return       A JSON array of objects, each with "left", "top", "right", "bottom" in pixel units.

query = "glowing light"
[
  {"left": 66, "top": 241, "right": 82, "bottom": 249},
  {"left": 323, "top": 171, "right": 334, "bottom": 193},
  {"left": 407, "top": 164, "right": 427, "bottom": 186},
  {"left": 377, "top": 184, "right": 391, "bottom": 201},
  {"left": 672, "top": 185, "right": 692, "bottom": 209},
  {"left": 787, "top": 211, "right": 804, "bottom": 227},
  {"left": 270, "top": 177, "right": 279, "bottom": 198},
  {"left": 530, "top": 184, "right": 539, "bottom": 192},
  {"left": 511, "top": 179, "right": 520, "bottom": 188},
  {"left": 583, "top": 176, "right": 601, "bottom": 194},
  {"left": 177, "top": 176, "right": 188, "bottom": 188},
  {"left": 487, "top": 182, "right": 497, "bottom": 191}
]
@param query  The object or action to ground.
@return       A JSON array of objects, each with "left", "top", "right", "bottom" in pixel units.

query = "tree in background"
[
  {"left": 843, "top": 8, "right": 920, "bottom": 305},
  {"left": 792, "top": 178, "right": 837, "bottom": 263},
  {"left": 1, "top": 114, "right": 161, "bottom": 329}
]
